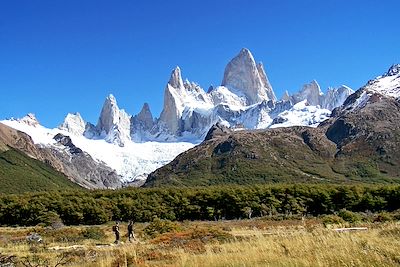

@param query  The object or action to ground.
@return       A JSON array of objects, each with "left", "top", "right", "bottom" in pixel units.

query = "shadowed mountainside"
[{"left": 0, "top": 123, "right": 82, "bottom": 193}]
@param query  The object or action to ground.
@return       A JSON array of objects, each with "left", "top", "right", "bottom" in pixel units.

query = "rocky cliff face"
[
  {"left": 222, "top": 48, "right": 276, "bottom": 104},
  {"left": 321, "top": 86, "right": 354, "bottom": 111},
  {"left": 52, "top": 133, "right": 122, "bottom": 189},
  {"left": 291, "top": 80, "right": 322, "bottom": 106}
]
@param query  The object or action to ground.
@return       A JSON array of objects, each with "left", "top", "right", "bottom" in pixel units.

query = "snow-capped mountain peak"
[
  {"left": 222, "top": 48, "right": 275, "bottom": 105},
  {"left": 169, "top": 66, "right": 185, "bottom": 90},
  {"left": 59, "top": 112, "right": 86, "bottom": 136},
  {"left": 290, "top": 80, "right": 354, "bottom": 111},
  {"left": 339, "top": 64, "right": 400, "bottom": 113},
  {"left": 365, "top": 64, "right": 400, "bottom": 98},
  {"left": 17, "top": 113, "right": 40, "bottom": 127},
  {"left": 158, "top": 66, "right": 214, "bottom": 136},
  {"left": 97, "top": 94, "right": 131, "bottom": 146},
  {"left": 292, "top": 80, "right": 322, "bottom": 106},
  {"left": 384, "top": 64, "right": 400, "bottom": 77}
]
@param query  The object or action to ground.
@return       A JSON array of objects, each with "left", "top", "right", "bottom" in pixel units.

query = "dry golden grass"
[
  {"left": 177, "top": 225, "right": 400, "bottom": 267},
  {"left": 0, "top": 220, "right": 399, "bottom": 267}
]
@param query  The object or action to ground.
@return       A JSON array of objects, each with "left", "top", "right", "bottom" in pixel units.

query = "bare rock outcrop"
[
  {"left": 97, "top": 94, "right": 131, "bottom": 146},
  {"left": 222, "top": 48, "right": 275, "bottom": 104}
]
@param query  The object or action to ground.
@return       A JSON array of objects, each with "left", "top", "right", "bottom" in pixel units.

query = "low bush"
[
  {"left": 321, "top": 214, "right": 344, "bottom": 226},
  {"left": 43, "top": 227, "right": 83, "bottom": 243},
  {"left": 151, "top": 226, "right": 234, "bottom": 253},
  {"left": 144, "top": 218, "right": 180, "bottom": 238},
  {"left": 338, "top": 209, "right": 361, "bottom": 223},
  {"left": 81, "top": 227, "right": 106, "bottom": 240},
  {"left": 392, "top": 209, "right": 400, "bottom": 221}
]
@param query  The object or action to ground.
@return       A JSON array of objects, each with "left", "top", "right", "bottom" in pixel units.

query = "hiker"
[
  {"left": 128, "top": 220, "right": 136, "bottom": 242},
  {"left": 113, "top": 221, "right": 120, "bottom": 244}
]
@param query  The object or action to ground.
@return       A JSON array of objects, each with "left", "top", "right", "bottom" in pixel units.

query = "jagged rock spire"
[
  {"left": 97, "top": 94, "right": 119, "bottom": 134},
  {"left": 159, "top": 68, "right": 185, "bottom": 135},
  {"left": 256, "top": 62, "right": 276, "bottom": 101},
  {"left": 97, "top": 94, "right": 131, "bottom": 146},
  {"left": 133, "top": 103, "right": 154, "bottom": 131},
  {"left": 169, "top": 66, "right": 184, "bottom": 90},
  {"left": 222, "top": 48, "right": 276, "bottom": 104}
]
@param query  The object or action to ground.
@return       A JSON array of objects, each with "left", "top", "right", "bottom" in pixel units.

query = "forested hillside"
[{"left": 0, "top": 148, "right": 82, "bottom": 194}]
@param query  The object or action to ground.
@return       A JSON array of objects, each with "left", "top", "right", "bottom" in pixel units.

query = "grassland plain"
[{"left": 0, "top": 218, "right": 399, "bottom": 266}]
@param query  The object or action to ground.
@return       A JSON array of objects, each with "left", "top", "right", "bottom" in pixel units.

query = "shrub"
[
  {"left": 321, "top": 214, "right": 344, "bottom": 226},
  {"left": 37, "top": 211, "right": 64, "bottom": 229},
  {"left": 190, "top": 226, "right": 234, "bottom": 243},
  {"left": 338, "top": 209, "right": 361, "bottom": 223},
  {"left": 81, "top": 227, "right": 106, "bottom": 240},
  {"left": 373, "top": 212, "right": 393, "bottom": 223},
  {"left": 151, "top": 226, "right": 234, "bottom": 253},
  {"left": 43, "top": 227, "right": 83, "bottom": 243},
  {"left": 144, "top": 218, "right": 179, "bottom": 238},
  {"left": 392, "top": 209, "right": 400, "bottom": 221}
]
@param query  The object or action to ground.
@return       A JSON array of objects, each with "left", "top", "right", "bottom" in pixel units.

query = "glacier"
[{"left": 1, "top": 116, "right": 195, "bottom": 184}]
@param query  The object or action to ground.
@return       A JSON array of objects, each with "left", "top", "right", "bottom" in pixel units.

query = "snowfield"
[
  {"left": 1, "top": 118, "right": 196, "bottom": 183},
  {"left": 366, "top": 73, "right": 400, "bottom": 98},
  {"left": 269, "top": 100, "right": 331, "bottom": 128}
]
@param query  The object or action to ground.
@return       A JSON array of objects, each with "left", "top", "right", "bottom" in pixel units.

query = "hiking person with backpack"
[
  {"left": 128, "top": 220, "right": 136, "bottom": 242},
  {"left": 112, "top": 221, "right": 120, "bottom": 244}
]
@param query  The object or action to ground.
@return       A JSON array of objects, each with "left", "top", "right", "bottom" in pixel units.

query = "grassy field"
[{"left": 0, "top": 219, "right": 399, "bottom": 266}]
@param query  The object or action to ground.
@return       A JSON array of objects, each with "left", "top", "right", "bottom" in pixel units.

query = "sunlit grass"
[{"left": 0, "top": 220, "right": 399, "bottom": 266}]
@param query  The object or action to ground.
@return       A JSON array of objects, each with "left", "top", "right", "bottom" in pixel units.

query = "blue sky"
[{"left": 1, "top": 0, "right": 399, "bottom": 127}]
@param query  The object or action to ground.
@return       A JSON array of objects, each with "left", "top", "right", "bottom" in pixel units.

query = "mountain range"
[
  {"left": 5, "top": 48, "right": 390, "bottom": 189},
  {"left": 145, "top": 63, "right": 400, "bottom": 186}
]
